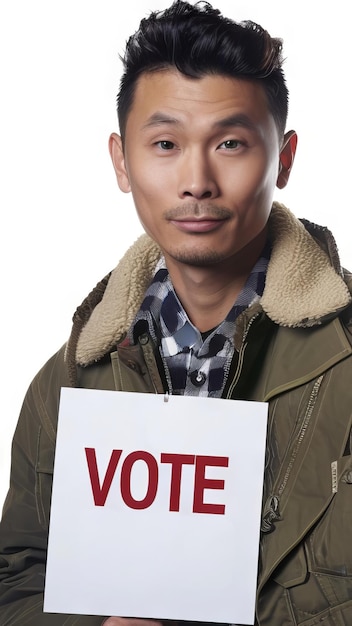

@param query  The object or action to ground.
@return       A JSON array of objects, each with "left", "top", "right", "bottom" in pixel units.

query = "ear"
[
  {"left": 276, "top": 130, "right": 298, "bottom": 190},
  {"left": 109, "top": 132, "right": 131, "bottom": 193}
]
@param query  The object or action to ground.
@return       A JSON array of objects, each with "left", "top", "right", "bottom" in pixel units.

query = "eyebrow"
[
  {"left": 214, "top": 114, "right": 257, "bottom": 131},
  {"left": 141, "top": 113, "right": 180, "bottom": 130},
  {"left": 141, "top": 112, "right": 257, "bottom": 132}
]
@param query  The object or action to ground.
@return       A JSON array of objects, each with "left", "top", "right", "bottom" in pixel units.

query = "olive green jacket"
[{"left": 1, "top": 203, "right": 352, "bottom": 625}]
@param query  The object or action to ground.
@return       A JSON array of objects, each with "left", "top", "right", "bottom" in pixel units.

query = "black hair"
[{"left": 117, "top": 0, "right": 288, "bottom": 140}]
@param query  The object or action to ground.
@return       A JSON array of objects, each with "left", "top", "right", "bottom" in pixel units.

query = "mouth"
[
  {"left": 169, "top": 217, "right": 228, "bottom": 233},
  {"left": 165, "top": 204, "right": 231, "bottom": 234}
]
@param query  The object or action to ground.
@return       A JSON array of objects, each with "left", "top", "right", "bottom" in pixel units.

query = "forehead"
[{"left": 125, "top": 69, "right": 275, "bottom": 135}]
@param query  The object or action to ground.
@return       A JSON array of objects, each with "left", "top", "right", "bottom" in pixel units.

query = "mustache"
[{"left": 163, "top": 204, "right": 232, "bottom": 220}]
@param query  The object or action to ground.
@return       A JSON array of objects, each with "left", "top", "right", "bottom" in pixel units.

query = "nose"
[{"left": 177, "top": 149, "right": 220, "bottom": 200}]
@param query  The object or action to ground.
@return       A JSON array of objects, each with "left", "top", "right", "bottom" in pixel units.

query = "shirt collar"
[{"left": 129, "top": 242, "right": 271, "bottom": 349}]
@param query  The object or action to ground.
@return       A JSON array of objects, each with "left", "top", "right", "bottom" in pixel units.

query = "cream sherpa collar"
[{"left": 74, "top": 202, "right": 351, "bottom": 367}]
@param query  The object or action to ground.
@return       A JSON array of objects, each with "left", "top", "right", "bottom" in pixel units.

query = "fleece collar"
[{"left": 73, "top": 202, "right": 351, "bottom": 367}]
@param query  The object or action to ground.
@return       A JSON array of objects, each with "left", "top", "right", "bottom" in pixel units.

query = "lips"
[
  {"left": 165, "top": 203, "right": 232, "bottom": 234},
  {"left": 170, "top": 218, "right": 227, "bottom": 233}
]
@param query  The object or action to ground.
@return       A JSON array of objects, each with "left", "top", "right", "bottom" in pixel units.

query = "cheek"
[
  {"left": 128, "top": 165, "right": 176, "bottom": 226},
  {"left": 126, "top": 174, "right": 166, "bottom": 237},
  {"left": 126, "top": 169, "right": 155, "bottom": 209},
  {"left": 231, "top": 152, "right": 278, "bottom": 204},
  {"left": 127, "top": 154, "right": 166, "bottom": 197}
]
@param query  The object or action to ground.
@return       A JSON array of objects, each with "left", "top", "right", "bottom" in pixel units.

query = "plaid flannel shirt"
[{"left": 129, "top": 245, "right": 270, "bottom": 397}]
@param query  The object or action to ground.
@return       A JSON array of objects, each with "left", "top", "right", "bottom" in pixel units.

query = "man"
[{"left": 1, "top": 1, "right": 352, "bottom": 624}]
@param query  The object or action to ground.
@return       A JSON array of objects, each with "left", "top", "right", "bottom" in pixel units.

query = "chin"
[{"left": 169, "top": 248, "right": 225, "bottom": 267}]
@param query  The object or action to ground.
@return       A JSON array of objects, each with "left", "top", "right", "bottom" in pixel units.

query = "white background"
[{"left": 0, "top": 1, "right": 350, "bottom": 509}]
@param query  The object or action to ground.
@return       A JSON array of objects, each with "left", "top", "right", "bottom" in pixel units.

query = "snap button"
[
  {"left": 190, "top": 370, "right": 207, "bottom": 387},
  {"left": 139, "top": 333, "right": 149, "bottom": 346},
  {"left": 342, "top": 470, "right": 352, "bottom": 484}
]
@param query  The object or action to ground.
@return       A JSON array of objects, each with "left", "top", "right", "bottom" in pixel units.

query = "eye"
[
  {"left": 218, "top": 139, "right": 242, "bottom": 150},
  {"left": 156, "top": 140, "right": 175, "bottom": 150}
]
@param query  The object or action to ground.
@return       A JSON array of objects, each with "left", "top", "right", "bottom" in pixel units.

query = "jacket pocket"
[
  {"left": 35, "top": 425, "right": 54, "bottom": 530},
  {"left": 272, "top": 543, "right": 352, "bottom": 625},
  {"left": 305, "top": 455, "right": 352, "bottom": 576},
  {"left": 271, "top": 457, "right": 352, "bottom": 625},
  {"left": 272, "top": 544, "right": 330, "bottom": 622}
]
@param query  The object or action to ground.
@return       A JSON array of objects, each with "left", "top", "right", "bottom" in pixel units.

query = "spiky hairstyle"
[{"left": 117, "top": 1, "right": 288, "bottom": 139}]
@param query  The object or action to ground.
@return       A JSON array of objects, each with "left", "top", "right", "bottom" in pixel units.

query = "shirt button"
[
  {"left": 190, "top": 370, "right": 207, "bottom": 387},
  {"left": 139, "top": 333, "right": 149, "bottom": 345}
]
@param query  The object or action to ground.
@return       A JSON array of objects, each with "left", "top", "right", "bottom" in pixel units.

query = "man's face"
[{"left": 110, "top": 70, "right": 295, "bottom": 269}]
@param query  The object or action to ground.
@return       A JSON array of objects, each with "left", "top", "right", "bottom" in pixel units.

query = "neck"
[{"left": 164, "top": 230, "right": 267, "bottom": 332}]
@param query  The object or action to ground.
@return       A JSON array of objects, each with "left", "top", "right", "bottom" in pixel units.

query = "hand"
[{"left": 103, "top": 617, "right": 161, "bottom": 626}]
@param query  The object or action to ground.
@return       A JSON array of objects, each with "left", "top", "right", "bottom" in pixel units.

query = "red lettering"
[
  {"left": 120, "top": 451, "right": 158, "bottom": 509},
  {"left": 160, "top": 453, "right": 195, "bottom": 511},
  {"left": 193, "top": 455, "right": 228, "bottom": 515},
  {"left": 85, "top": 449, "right": 229, "bottom": 514},
  {"left": 85, "top": 447, "right": 122, "bottom": 506}
]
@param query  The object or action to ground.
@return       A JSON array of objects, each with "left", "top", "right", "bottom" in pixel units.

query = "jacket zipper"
[
  {"left": 225, "top": 312, "right": 260, "bottom": 399},
  {"left": 261, "top": 373, "right": 325, "bottom": 532},
  {"left": 160, "top": 351, "right": 173, "bottom": 396}
]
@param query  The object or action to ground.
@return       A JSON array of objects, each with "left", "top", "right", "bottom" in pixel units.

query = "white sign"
[{"left": 44, "top": 387, "right": 268, "bottom": 624}]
